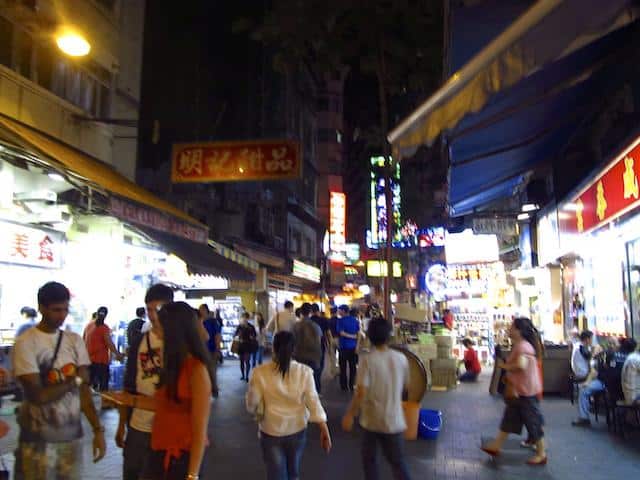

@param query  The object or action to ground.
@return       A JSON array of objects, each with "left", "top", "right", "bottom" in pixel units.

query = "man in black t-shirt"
[
  {"left": 310, "top": 304, "right": 334, "bottom": 392},
  {"left": 126, "top": 307, "right": 146, "bottom": 353}
]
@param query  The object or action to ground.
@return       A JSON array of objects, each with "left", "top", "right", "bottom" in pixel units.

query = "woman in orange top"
[{"left": 105, "top": 302, "right": 214, "bottom": 480}]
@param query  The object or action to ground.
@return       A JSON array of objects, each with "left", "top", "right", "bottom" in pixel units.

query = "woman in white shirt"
[{"left": 246, "top": 331, "right": 332, "bottom": 480}]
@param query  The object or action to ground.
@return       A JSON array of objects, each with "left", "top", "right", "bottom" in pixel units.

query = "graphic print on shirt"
[
  {"left": 16, "top": 332, "right": 85, "bottom": 442},
  {"left": 139, "top": 347, "right": 162, "bottom": 380}
]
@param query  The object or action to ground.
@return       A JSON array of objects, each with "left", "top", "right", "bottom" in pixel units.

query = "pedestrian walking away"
[
  {"left": 86, "top": 306, "right": 124, "bottom": 391},
  {"left": 13, "top": 281, "right": 106, "bottom": 479},
  {"left": 117, "top": 283, "right": 174, "bottom": 480},
  {"left": 104, "top": 302, "right": 214, "bottom": 480},
  {"left": 200, "top": 303, "right": 222, "bottom": 396},
  {"left": 336, "top": 305, "right": 359, "bottom": 392},
  {"left": 247, "top": 331, "right": 332, "bottom": 480},
  {"left": 481, "top": 317, "right": 547, "bottom": 466},
  {"left": 235, "top": 312, "right": 258, "bottom": 381},
  {"left": 266, "top": 300, "right": 297, "bottom": 334},
  {"left": 291, "top": 303, "right": 323, "bottom": 393},
  {"left": 254, "top": 312, "right": 267, "bottom": 367},
  {"left": 342, "top": 316, "right": 412, "bottom": 480},
  {"left": 127, "top": 307, "right": 147, "bottom": 352}
]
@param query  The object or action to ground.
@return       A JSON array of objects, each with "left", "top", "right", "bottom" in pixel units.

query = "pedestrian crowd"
[{"left": 8, "top": 281, "right": 640, "bottom": 479}]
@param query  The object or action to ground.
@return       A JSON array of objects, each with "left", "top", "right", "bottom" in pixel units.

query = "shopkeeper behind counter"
[{"left": 459, "top": 338, "right": 481, "bottom": 382}]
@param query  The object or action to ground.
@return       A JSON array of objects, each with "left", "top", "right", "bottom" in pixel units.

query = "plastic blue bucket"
[{"left": 418, "top": 409, "right": 442, "bottom": 440}]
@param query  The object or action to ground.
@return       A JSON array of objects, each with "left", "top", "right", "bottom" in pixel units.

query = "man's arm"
[
  {"left": 104, "top": 332, "right": 124, "bottom": 360},
  {"left": 78, "top": 365, "right": 106, "bottom": 462},
  {"left": 18, "top": 374, "right": 77, "bottom": 405},
  {"left": 215, "top": 333, "right": 222, "bottom": 352}
]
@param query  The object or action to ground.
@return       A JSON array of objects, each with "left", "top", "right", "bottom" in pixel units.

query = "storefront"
[{"left": 553, "top": 133, "right": 640, "bottom": 339}]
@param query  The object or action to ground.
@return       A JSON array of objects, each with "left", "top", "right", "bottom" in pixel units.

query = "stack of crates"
[{"left": 431, "top": 335, "right": 457, "bottom": 389}]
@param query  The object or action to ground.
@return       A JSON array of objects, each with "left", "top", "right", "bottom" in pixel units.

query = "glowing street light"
[{"left": 56, "top": 29, "right": 91, "bottom": 57}]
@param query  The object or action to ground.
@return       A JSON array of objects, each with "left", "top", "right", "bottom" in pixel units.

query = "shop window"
[{"left": 0, "top": 17, "right": 13, "bottom": 68}]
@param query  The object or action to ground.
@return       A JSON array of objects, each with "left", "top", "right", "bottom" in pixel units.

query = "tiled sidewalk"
[{"left": 1, "top": 362, "right": 639, "bottom": 479}]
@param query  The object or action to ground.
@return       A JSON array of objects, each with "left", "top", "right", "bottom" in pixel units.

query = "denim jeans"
[
  {"left": 260, "top": 429, "right": 307, "bottom": 480},
  {"left": 578, "top": 378, "right": 605, "bottom": 419},
  {"left": 361, "top": 429, "right": 411, "bottom": 480},
  {"left": 253, "top": 346, "right": 264, "bottom": 367}
]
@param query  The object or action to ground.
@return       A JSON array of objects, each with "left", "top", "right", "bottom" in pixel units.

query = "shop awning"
[
  {"left": 388, "top": 0, "right": 634, "bottom": 158},
  {"left": 140, "top": 228, "right": 255, "bottom": 282},
  {"left": 0, "top": 114, "right": 204, "bottom": 229}
]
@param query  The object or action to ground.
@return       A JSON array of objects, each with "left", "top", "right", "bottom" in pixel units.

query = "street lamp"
[{"left": 56, "top": 29, "right": 91, "bottom": 57}]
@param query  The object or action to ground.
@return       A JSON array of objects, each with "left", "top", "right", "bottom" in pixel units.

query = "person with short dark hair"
[
  {"left": 622, "top": 338, "right": 640, "bottom": 405},
  {"left": 126, "top": 307, "right": 147, "bottom": 351},
  {"left": 571, "top": 330, "right": 595, "bottom": 382},
  {"left": 118, "top": 283, "right": 174, "bottom": 480},
  {"left": 16, "top": 306, "right": 38, "bottom": 338},
  {"left": 459, "top": 338, "right": 481, "bottom": 382},
  {"left": 337, "top": 305, "right": 360, "bottom": 392},
  {"left": 342, "top": 317, "right": 411, "bottom": 480},
  {"left": 573, "top": 336, "right": 633, "bottom": 427},
  {"left": 199, "top": 304, "right": 221, "bottom": 395},
  {"left": 310, "top": 303, "right": 332, "bottom": 394},
  {"left": 247, "top": 331, "right": 331, "bottom": 479},
  {"left": 13, "top": 281, "right": 106, "bottom": 478},
  {"left": 266, "top": 300, "right": 296, "bottom": 333},
  {"left": 86, "top": 306, "right": 124, "bottom": 391},
  {"left": 292, "top": 303, "right": 323, "bottom": 393},
  {"left": 235, "top": 312, "right": 258, "bottom": 381}
]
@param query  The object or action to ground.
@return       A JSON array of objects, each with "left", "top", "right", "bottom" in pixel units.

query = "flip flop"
[
  {"left": 526, "top": 456, "right": 548, "bottom": 466},
  {"left": 480, "top": 446, "right": 500, "bottom": 457}
]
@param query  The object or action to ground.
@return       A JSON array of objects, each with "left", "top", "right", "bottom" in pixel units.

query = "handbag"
[{"left": 230, "top": 338, "right": 241, "bottom": 355}]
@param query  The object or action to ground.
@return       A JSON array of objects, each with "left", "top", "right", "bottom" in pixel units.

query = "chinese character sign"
[
  {"left": 0, "top": 221, "right": 63, "bottom": 268},
  {"left": 171, "top": 140, "right": 301, "bottom": 183},
  {"left": 559, "top": 137, "right": 640, "bottom": 235},
  {"left": 329, "top": 192, "right": 346, "bottom": 254}
]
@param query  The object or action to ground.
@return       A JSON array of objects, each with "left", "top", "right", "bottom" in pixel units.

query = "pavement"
[{"left": 1, "top": 361, "right": 639, "bottom": 479}]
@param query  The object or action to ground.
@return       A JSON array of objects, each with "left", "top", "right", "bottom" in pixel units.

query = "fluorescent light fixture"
[
  {"left": 562, "top": 203, "right": 579, "bottom": 212},
  {"left": 48, "top": 172, "right": 65, "bottom": 182},
  {"left": 517, "top": 213, "right": 530, "bottom": 221},
  {"left": 521, "top": 203, "right": 539, "bottom": 212}
]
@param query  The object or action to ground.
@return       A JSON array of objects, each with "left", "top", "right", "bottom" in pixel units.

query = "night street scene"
[{"left": 1, "top": 0, "right": 640, "bottom": 479}]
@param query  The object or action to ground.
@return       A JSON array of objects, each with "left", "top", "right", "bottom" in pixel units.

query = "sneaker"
[{"left": 571, "top": 418, "right": 591, "bottom": 427}]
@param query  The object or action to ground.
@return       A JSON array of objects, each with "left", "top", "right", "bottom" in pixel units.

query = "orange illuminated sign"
[
  {"left": 329, "top": 192, "right": 346, "bottom": 255},
  {"left": 171, "top": 140, "right": 301, "bottom": 183}
]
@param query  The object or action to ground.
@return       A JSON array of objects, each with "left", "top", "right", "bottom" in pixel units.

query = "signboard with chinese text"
[
  {"left": 445, "top": 229, "right": 499, "bottom": 264},
  {"left": 367, "top": 156, "right": 402, "bottom": 248},
  {"left": 292, "top": 260, "right": 321, "bottom": 283},
  {"left": 559, "top": 136, "right": 640, "bottom": 235},
  {"left": 329, "top": 192, "right": 346, "bottom": 257},
  {"left": 0, "top": 221, "right": 63, "bottom": 269},
  {"left": 109, "top": 197, "right": 208, "bottom": 244},
  {"left": 472, "top": 217, "right": 517, "bottom": 236},
  {"left": 446, "top": 262, "right": 504, "bottom": 296},
  {"left": 171, "top": 140, "right": 301, "bottom": 183}
]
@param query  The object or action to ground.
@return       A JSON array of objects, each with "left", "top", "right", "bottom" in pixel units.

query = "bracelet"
[{"left": 93, "top": 425, "right": 105, "bottom": 433}]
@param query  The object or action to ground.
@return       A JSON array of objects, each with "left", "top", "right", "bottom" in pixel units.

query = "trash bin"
[{"left": 418, "top": 409, "right": 442, "bottom": 440}]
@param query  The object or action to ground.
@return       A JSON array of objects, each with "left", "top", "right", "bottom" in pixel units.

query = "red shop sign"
[
  {"left": 559, "top": 136, "right": 640, "bottom": 235},
  {"left": 171, "top": 140, "right": 301, "bottom": 183}
]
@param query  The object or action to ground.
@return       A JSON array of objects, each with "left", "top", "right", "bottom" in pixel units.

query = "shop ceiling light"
[
  {"left": 56, "top": 29, "right": 91, "bottom": 57},
  {"left": 48, "top": 172, "right": 65, "bottom": 182},
  {"left": 517, "top": 213, "right": 530, "bottom": 221},
  {"left": 521, "top": 203, "right": 539, "bottom": 212},
  {"left": 562, "top": 203, "right": 579, "bottom": 212}
]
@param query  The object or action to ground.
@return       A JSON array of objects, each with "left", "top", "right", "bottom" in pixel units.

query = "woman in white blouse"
[{"left": 246, "top": 331, "right": 332, "bottom": 480}]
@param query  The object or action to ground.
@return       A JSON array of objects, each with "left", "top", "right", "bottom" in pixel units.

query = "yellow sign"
[
  {"left": 623, "top": 156, "right": 639, "bottom": 200},
  {"left": 596, "top": 180, "right": 607, "bottom": 221},
  {"left": 576, "top": 199, "right": 584, "bottom": 232},
  {"left": 366, "top": 260, "right": 402, "bottom": 278}
]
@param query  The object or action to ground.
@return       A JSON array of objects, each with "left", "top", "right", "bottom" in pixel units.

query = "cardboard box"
[
  {"left": 431, "top": 358, "right": 457, "bottom": 370},
  {"left": 435, "top": 335, "right": 453, "bottom": 348}
]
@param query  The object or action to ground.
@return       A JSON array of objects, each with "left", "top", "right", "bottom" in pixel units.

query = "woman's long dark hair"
[
  {"left": 272, "top": 331, "right": 295, "bottom": 378},
  {"left": 158, "top": 302, "right": 214, "bottom": 402},
  {"left": 513, "top": 317, "right": 543, "bottom": 358},
  {"left": 256, "top": 312, "right": 265, "bottom": 331}
]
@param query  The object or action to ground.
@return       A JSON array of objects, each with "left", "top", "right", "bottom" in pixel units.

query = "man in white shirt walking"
[
  {"left": 267, "top": 300, "right": 296, "bottom": 334},
  {"left": 342, "top": 317, "right": 411, "bottom": 480}
]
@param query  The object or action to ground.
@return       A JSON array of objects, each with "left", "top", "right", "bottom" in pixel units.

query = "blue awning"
[{"left": 448, "top": 17, "right": 638, "bottom": 214}]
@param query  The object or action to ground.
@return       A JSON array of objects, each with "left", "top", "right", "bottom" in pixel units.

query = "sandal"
[
  {"left": 526, "top": 456, "right": 548, "bottom": 466},
  {"left": 480, "top": 446, "right": 500, "bottom": 457}
]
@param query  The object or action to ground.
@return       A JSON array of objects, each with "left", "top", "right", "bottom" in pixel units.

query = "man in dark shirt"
[
  {"left": 310, "top": 304, "right": 333, "bottom": 394},
  {"left": 337, "top": 304, "right": 360, "bottom": 392},
  {"left": 292, "top": 303, "right": 323, "bottom": 393},
  {"left": 126, "top": 307, "right": 146, "bottom": 352}
]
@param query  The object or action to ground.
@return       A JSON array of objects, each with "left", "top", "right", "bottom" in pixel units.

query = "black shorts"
[{"left": 500, "top": 396, "right": 545, "bottom": 441}]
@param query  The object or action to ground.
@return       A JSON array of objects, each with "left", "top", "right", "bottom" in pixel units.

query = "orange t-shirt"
[
  {"left": 87, "top": 324, "right": 111, "bottom": 364},
  {"left": 151, "top": 357, "right": 207, "bottom": 468}
]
